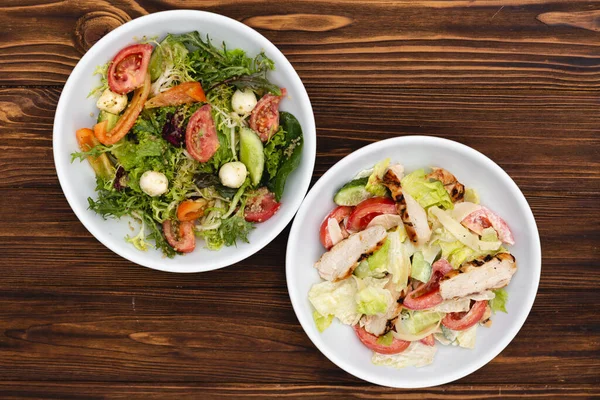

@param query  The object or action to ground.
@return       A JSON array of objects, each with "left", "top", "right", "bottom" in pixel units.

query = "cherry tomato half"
[
  {"left": 162, "top": 220, "right": 196, "bottom": 253},
  {"left": 346, "top": 197, "right": 397, "bottom": 232},
  {"left": 244, "top": 188, "right": 281, "bottom": 223},
  {"left": 185, "top": 104, "right": 219, "bottom": 163},
  {"left": 353, "top": 325, "right": 410, "bottom": 355},
  {"left": 319, "top": 206, "right": 353, "bottom": 249},
  {"left": 249, "top": 88, "right": 287, "bottom": 142},
  {"left": 108, "top": 44, "right": 153, "bottom": 94}
]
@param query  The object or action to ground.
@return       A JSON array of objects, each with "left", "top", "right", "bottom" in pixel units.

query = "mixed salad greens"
[
  {"left": 309, "top": 160, "right": 517, "bottom": 368},
  {"left": 73, "top": 32, "right": 303, "bottom": 257}
]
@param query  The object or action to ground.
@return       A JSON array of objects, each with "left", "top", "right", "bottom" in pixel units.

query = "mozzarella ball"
[
  {"left": 219, "top": 162, "right": 247, "bottom": 188},
  {"left": 96, "top": 88, "right": 128, "bottom": 114},
  {"left": 231, "top": 89, "right": 257, "bottom": 114},
  {"left": 140, "top": 171, "right": 169, "bottom": 197}
]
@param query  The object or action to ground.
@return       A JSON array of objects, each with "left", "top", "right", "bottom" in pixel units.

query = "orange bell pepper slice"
[
  {"left": 177, "top": 199, "right": 208, "bottom": 221},
  {"left": 94, "top": 73, "right": 151, "bottom": 145},
  {"left": 144, "top": 82, "right": 207, "bottom": 109},
  {"left": 75, "top": 128, "right": 115, "bottom": 179}
]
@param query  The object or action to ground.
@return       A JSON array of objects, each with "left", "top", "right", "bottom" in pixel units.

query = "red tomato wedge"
[
  {"left": 420, "top": 334, "right": 435, "bottom": 347},
  {"left": 185, "top": 104, "right": 219, "bottom": 163},
  {"left": 177, "top": 199, "right": 207, "bottom": 222},
  {"left": 94, "top": 73, "right": 151, "bottom": 145},
  {"left": 462, "top": 206, "right": 515, "bottom": 245},
  {"left": 145, "top": 82, "right": 207, "bottom": 109},
  {"left": 244, "top": 188, "right": 281, "bottom": 223},
  {"left": 353, "top": 325, "right": 410, "bottom": 355},
  {"left": 249, "top": 88, "right": 287, "bottom": 142},
  {"left": 319, "top": 206, "right": 353, "bottom": 249},
  {"left": 442, "top": 300, "right": 487, "bottom": 331},
  {"left": 108, "top": 44, "right": 153, "bottom": 94},
  {"left": 346, "top": 197, "right": 397, "bottom": 232},
  {"left": 162, "top": 220, "right": 196, "bottom": 253},
  {"left": 402, "top": 259, "right": 453, "bottom": 310},
  {"left": 75, "top": 128, "right": 114, "bottom": 179}
]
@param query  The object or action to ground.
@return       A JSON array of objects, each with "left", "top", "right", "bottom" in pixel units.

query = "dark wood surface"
[{"left": 1, "top": 1, "right": 599, "bottom": 398}]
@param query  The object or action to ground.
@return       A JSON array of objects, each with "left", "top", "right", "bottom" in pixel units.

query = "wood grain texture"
[{"left": 0, "top": 0, "right": 599, "bottom": 398}]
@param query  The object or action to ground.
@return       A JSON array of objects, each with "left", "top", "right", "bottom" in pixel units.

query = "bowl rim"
[
  {"left": 286, "top": 135, "right": 541, "bottom": 388},
  {"left": 53, "top": 10, "right": 316, "bottom": 273}
]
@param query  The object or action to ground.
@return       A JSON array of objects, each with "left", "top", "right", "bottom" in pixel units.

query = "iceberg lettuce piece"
[
  {"left": 356, "top": 285, "right": 393, "bottom": 316},
  {"left": 490, "top": 288, "right": 509, "bottom": 313},
  {"left": 308, "top": 279, "right": 361, "bottom": 325},
  {"left": 365, "top": 158, "right": 390, "bottom": 196},
  {"left": 312, "top": 311, "right": 334, "bottom": 333},
  {"left": 401, "top": 169, "right": 454, "bottom": 210},
  {"left": 387, "top": 230, "right": 410, "bottom": 291}
]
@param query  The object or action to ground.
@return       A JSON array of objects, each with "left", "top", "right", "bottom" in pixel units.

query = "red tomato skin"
[
  {"left": 244, "top": 188, "right": 281, "bottom": 223},
  {"left": 319, "top": 206, "right": 353, "bottom": 249},
  {"left": 353, "top": 325, "right": 410, "bottom": 355},
  {"left": 249, "top": 88, "right": 287, "bottom": 142},
  {"left": 108, "top": 44, "right": 153, "bottom": 94},
  {"left": 185, "top": 104, "right": 219, "bottom": 163},
  {"left": 346, "top": 197, "right": 397, "bottom": 232},
  {"left": 162, "top": 220, "right": 196, "bottom": 253},
  {"left": 462, "top": 206, "right": 514, "bottom": 245},
  {"left": 442, "top": 300, "right": 488, "bottom": 331},
  {"left": 402, "top": 259, "right": 453, "bottom": 310},
  {"left": 420, "top": 334, "right": 435, "bottom": 347}
]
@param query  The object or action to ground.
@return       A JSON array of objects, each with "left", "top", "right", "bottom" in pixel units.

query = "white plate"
[
  {"left": 53, "top": 10, "right": 316, "bottom": 273},
  {"left": 286, "top": 136, "right": 541, "bottom": 387}
]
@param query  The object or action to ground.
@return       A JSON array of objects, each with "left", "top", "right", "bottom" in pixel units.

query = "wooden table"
[{"left": 1, "top": 1, "right": 599, "bottom": 398}]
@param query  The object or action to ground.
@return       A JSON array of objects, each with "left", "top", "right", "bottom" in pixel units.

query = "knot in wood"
[{"left": 74, "top": 11, "right": 131, "bottom": 54}]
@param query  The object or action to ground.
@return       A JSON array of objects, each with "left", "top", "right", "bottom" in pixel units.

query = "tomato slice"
[
  {"left": 94, "top": 73, "right": 151, "bottom": 145},
  {"left": 162, "top": 220, "right": 196, "bottom": 253},
  {"left": 244, "top": 188, "right": 281, "bottom": 223},
  {"left": 249, "top": 88, "right": 287, "bottom": 142},
  {"left": 75, "top": 128, "right": 114, "bottom": 179},
  {"left": 185, "top": 104, "right": 219, "bottom": 163},
  {"left": 353, "top": 325, "right": 410, "bottom": 355},
  {"left": 319, "top": 206, "right": 353, "bottom": 249},
  {"left": 145, "top": 82, "right": 207, "bottom": 108},
  {"left": 402, "top": 259, "right": 453, "bottom": 310},
  {"left": 177, "top": 199, "right": 207, "bottom": 222},
  {"left": 108, "top": 44, "right": 153, "bottom": 94},
  {"left": 346, "top": 197, "right": 397, "bottom": 232},
  {"left": 462, "top": 207, "right": 515, "bottom": 245},
  {"left": 442, "top": 300, "right": 487, "bottom": 331},
  {"left": 420, "top": 334, "right": 435, "bottom": 347}
]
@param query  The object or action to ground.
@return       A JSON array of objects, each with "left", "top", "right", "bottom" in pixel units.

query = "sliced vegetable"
[
  {"left": 356, "top": 283, "right": 393, "bottom": 316},
  {"left": 97, "top": 110, "right": 119, "bottom": 131},
  {"left": 177, "top": 199, "right": 208, "bottom": 221},
  {"left": 442, "top": 300, "right": 487, "bottom": 331},
  {"left": 185, "top": 104, "right": 220, "bottom": 163},
  {"left": 313, "top": 311, "right": 334, "bottom": 333},
  {"left": 462, "top": 206, "right": 515, "bottom": 245},
  {"left": 365, "top": 158, "right": 390, "bottom": 196},
  {"left": 353, "top": 325, "right": 410, "bottom": 355},
  {"left": 75, "top": 128, "right": 115, "bottom": 179},
  {"left": 402, "top": 259, "right": 453, "bottom": 310},
  {"left": 108, "top": 44, "right": 153, "bottom": 94},
  {"left": 346, "top": 197, "right": 397, "bottom": 232},
  {"left": 249, "top": 88, "right": 287, "bottom": 142},
  {"left": 371, "top": 341, "right": 437, "bottom": 368},
  {"left": 244, "top": 187, "right": 281, "bottom": 223},
  {"left": 145, "top": 81, "right": 206, "bottom": 108},
  {"left": 401, "top": 168, "right": 454, "bottom": 210},
  {"left": 319, "top": 206, "right": 353, "bottom": 249},
  {"left": 162, "top": 219, "right": 196, "bottom": 253},
  {"left": 308, "top": 279, "right": 360, "bottom": 326},
  {"left": 411, "top": 251, "right": 432, "bottom": 282},
  {"left": 94, "top": 73, "right": 151, "bottom": 145},
  {"left": 334, "top": 177, "right": 372, "bottom": 206},
  {"left": 490, "top": 288, "right": 509, "bottom": 313},
  {"left": 239, "top": 127, "right": 265, "bottom": 186}
]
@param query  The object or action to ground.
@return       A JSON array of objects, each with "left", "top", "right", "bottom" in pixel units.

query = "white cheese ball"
[
  {"left": 231, "top": 89, "right": 257, "bottom": 114},
  {"left": 140, "top": 171, "right": 169, "bottom": 197},
  {"left": 219, "top": 162, "right": 247, "bottom": 188},
  {"left": 96, "top": 88, "right": 128, "bottom": 114}
]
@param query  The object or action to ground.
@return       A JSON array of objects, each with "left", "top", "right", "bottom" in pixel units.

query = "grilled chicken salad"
[
  {"left": 309, "top": 159, "right": 516, "bottom": 368},
  {"left": 72, "top": 32, "right": 303, "bottom": 257}
]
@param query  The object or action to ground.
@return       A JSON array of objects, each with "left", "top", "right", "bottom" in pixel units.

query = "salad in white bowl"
[
  {"left": 309, "top": 159, "right": 516, "bottom": 368},
  {"left": 286, "top": 136, "right": 540, "bottom": 387}
]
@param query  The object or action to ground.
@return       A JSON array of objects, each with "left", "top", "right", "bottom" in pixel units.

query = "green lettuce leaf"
[
  {"left": 371, "top": 342, "right": 437, "bottom": 368},
  {"left": 464, "top": 187, "right": 480, "bottom": 204},
  {"left": 376, "top": 331, "right": 395, "bottom": 346},
  {"left": 410, "top": 251, "right": 432, "bottom": 282},
  {"left": 490, "top": 288, "right": 509, "bottom": 313},
  {"left": 356, "top": 285, "right": 393, "bottom": 316},
  {"left": 401, "top": 169, "right": 454, "bottom": 210},
  {"left": 365, "top": 158, "right": 389, "bottom": 196},
  {"left": 313, "top": 311, "right": 334, "bottom": 333},
  {"left": 387, "top": 229, "right": 411, "bottom": 291},
  {"left": 308, "top": 279, "right": 361, "bottom": 325}
]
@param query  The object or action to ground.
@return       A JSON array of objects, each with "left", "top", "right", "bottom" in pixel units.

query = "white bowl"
[
  {"left": 53, "top": 10, "right": 316, "bottom": 273},
  {"left": 286, "top": 136, "right": 541, "bottom": 388}
]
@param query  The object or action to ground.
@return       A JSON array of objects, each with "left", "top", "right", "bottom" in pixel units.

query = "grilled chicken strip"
[
  {"left": 427, "top": 167, "right": 465, "bottom": 203},
  {"left": 361, "top": 278, "right": 403, "bottom": 336},
  {"left": 314, "top": 225, "right": 388, "bottom": 282},
  {"left": 439, "top": 253, "right": 517, "bottom": 300}
]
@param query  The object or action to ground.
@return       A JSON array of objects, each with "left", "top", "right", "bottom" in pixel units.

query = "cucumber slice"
[
  {"left": 410, "top": 251, "right": 432, "bottom": 282},
  {"left": 240, "top": 127, "right": 264, "bottom": 186},
  {"left": 333, "top": 177, "right": 372, "bottom": 206},
  {"left": 97, "top": 110, "right": 119, "bottom": 131}
]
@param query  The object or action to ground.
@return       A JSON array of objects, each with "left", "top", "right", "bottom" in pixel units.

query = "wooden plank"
[
  {"left": 0, "top": 1, "right": 599, "bottom": 85},
  {"left": 0, "top": 382, "right": 598, "bottom": 399}
]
